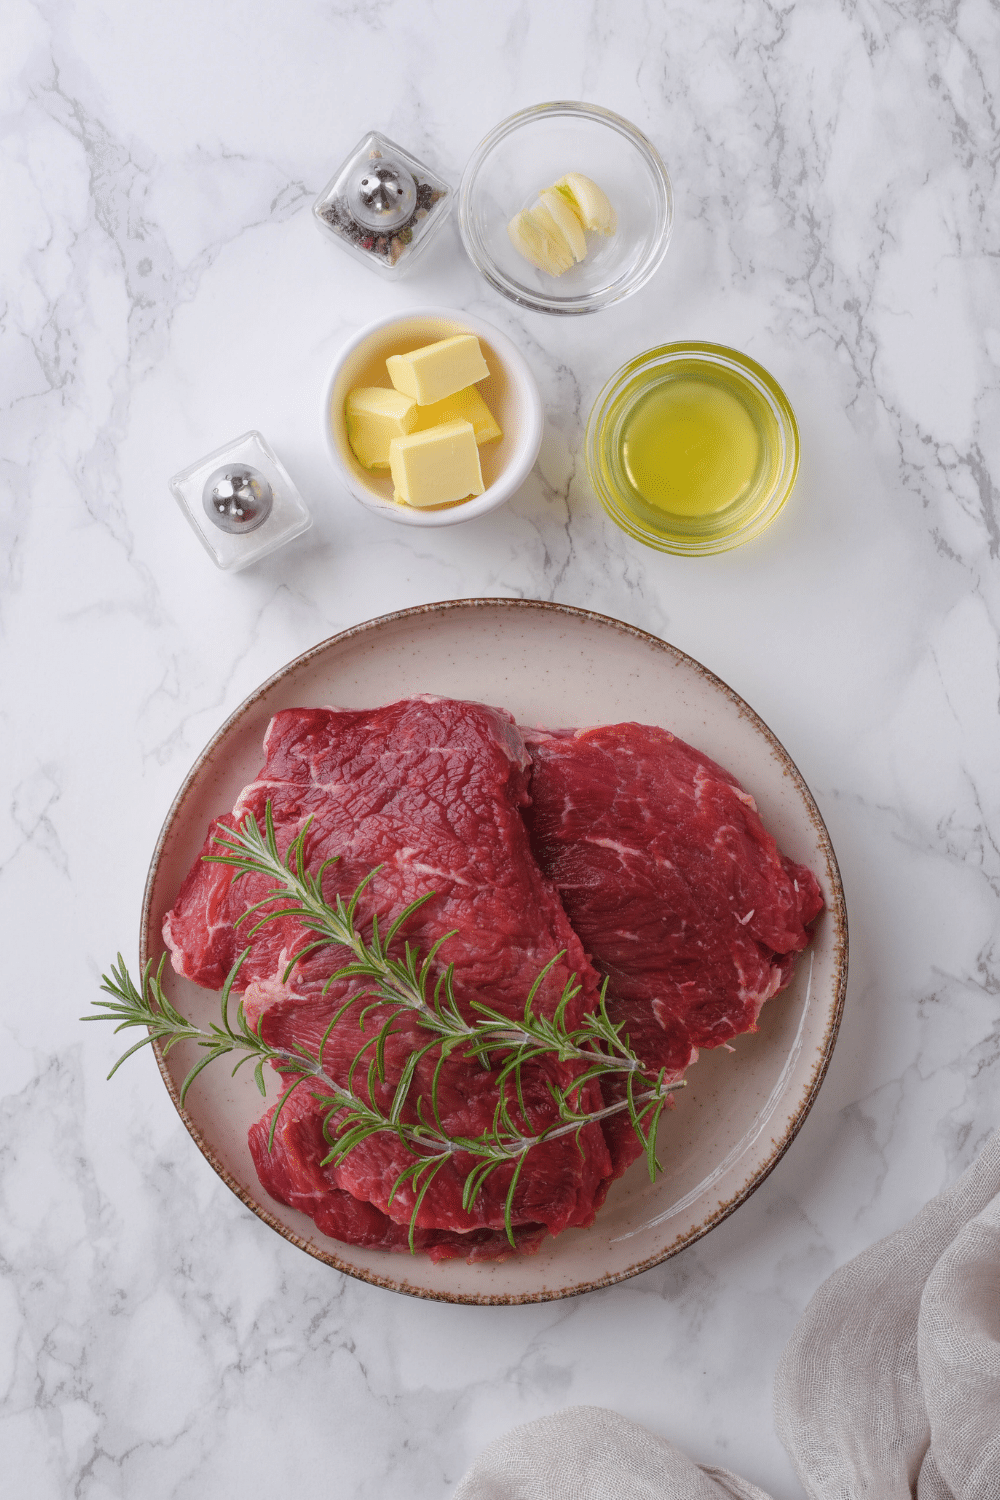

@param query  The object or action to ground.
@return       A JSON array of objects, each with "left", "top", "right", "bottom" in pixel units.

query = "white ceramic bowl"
[{"left": 323, "top": 308, "right": 543, "bottom": 527}]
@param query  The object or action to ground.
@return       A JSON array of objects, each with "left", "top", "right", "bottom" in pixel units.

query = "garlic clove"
[
  {"left": 538, "top": 187, "right": 587, "bottom": 262},
  {"left": 528, "top": 201, "right": 575, "bottom": 271},
  {"left": 554, "top": 173, "right": 618, "bottom": 236},
  {"left": 507, "top": 209, "right": 572, "bottom": 276}
]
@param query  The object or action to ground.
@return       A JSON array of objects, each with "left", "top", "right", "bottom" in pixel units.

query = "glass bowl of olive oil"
[{"left": 585, "top": 343, "right": 799, "bottom": 554}]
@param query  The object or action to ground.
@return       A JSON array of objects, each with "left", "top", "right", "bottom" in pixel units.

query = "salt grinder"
[
  {"left": 203, "top": 465, "right": 273, "bottom": 534},
  {"left": 170, "top": 432, "right": 311, "bottom": 572}
]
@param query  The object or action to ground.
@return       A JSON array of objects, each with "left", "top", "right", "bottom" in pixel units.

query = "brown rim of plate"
[{"left": 139, "top": 598, "right": 849, "bottom": 1305}]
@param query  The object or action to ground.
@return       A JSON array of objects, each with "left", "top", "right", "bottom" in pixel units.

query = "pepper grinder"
[{"left": 313, "top": 131, "right": 452, "bottom": 278}]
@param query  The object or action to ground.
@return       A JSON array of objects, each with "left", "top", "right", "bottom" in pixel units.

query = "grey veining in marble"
[{"left": 3, "top": 0, "right": 999, "bottom": 1495}]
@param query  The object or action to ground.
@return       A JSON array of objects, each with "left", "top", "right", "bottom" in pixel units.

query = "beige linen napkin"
[{"left": 453, "top": 1135, "right": 1000, "bottom": 1500}]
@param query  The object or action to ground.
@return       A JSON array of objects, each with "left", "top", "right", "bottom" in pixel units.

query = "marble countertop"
[{"left": 4, "top": 1, "right": 999, "bottom": 1494}]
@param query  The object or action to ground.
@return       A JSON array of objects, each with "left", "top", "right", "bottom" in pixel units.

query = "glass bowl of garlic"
[{"left": 459, "top": 102, "right": 673, "bottom": 316}]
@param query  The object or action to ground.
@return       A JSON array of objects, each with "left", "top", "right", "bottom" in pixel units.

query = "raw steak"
[
  {"left": 248, "top": 1087, "right": 550, "bottom": 1264},
  {"left": 522, "top": 722, "right": 823, "bottom": 1169},
  {"left": 164, "top": 697, "right": 613, "bottom": 1255}
]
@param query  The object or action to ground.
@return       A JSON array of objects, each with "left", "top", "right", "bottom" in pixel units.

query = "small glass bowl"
[
  {"left": 459, "top": 102, "right": 672, "bottom": 316},
  {"left": 585, "top": 343, "right": 800, "bottom": 555}
]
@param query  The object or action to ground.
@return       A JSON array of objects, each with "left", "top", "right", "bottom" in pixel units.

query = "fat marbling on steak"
[
  {"left": 164, "top": 696, "right": 613, "bottom": 1260},
  {"left": 522, "top": 721, "right": 824, "bottom": 1172}
]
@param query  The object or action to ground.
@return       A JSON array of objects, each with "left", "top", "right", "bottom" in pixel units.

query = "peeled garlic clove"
[
  {"left": 538, "top": 187, "right": 587, "bottom": 262},
  {"left": 506, "top": 210, "right": 548, "bottom": 272},
  {"left": 529, "top": 201, "right": 575, "bottom": 271},
  {"left": 507, "top": 209, "right": 571, "bottom": 276},
  {"left": 554, "top": 173, "right": 618, "bottom": 235}
]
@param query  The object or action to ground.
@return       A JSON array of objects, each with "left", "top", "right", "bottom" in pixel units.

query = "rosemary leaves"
[{"left": 88, "top": 806, "right": 683, "bottom": 1251}]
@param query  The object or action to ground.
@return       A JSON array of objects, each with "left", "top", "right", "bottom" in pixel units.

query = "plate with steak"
[{"left": 141, "top": 600, "right": 847, "bottom": 1303}]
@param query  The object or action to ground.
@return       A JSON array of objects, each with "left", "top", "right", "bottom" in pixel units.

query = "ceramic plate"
[{"left": 141, "top": 600, "right": 847, "bottom": 1304}]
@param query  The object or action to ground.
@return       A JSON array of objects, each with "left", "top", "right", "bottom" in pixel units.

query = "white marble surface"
[{"left": 3, "top": 0, "right": 999, "bottom": 1494}]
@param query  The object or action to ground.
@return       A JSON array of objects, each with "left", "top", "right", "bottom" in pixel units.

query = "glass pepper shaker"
[{"left": 313, "top": 130, "right": 452, "bottom": 278}]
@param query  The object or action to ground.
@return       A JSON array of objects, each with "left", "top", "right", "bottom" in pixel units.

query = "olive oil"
[
  {"left": 586, "top": 345, "right": 799, "bottom": 555},
  {"left": 621, "top": 379, "right": 764, "bottom": 518}
]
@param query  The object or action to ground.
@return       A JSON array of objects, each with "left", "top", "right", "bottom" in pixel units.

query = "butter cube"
[
  {"left": 386, "top": 335, "right": 490, "bottom": 406},
  {"left": 345, "top": 386, "right": 418, "bottom": 470},
  {"left": 389, "top": 420, "right": 485, "bottom": 508},
  {"left": 413, "top": 386, "right": 502, "bottom": 446}
]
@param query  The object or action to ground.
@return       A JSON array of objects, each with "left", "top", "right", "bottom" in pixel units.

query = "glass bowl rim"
[
  {"left": 585, "top": 341, "right": 801, "bottom": 555},
  {"left": 459, "top": 100, "right": 673, "bottom": 317}
]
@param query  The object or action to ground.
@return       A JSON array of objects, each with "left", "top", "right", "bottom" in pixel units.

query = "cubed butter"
[
  {"left": 389, "top": 419, "right": 485, "bottom": 508},
  {"left": 413, "top": 386, "right": 502, "bottom": 446},
  {"left": 386, "top": 335, "right": 490, "bottom": 406},
  {"left": 344, "top": 386, "right": 418, "bottom": 470}
]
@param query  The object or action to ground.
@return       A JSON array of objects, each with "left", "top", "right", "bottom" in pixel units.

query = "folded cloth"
[
  {"left": 453, "top": 1134, "right": 1000, "bottom": 1500},
  {"left": 776, "top": 1132, "right": 1000, "bottom": 1500},
  {"left": 452, "top": 1406, "right": 771, "bottom": 1500}
]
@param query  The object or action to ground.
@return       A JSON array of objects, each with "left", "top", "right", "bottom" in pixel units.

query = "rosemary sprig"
[
  {"left": 87, "top": 805, "right": 685, "bottom": 1250},
  {"left": 206, "top": 807, "right": 665, "bottom": 1084},
  {"left": 88, "top": 953, "right": 680, "bottom": 1249}
]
